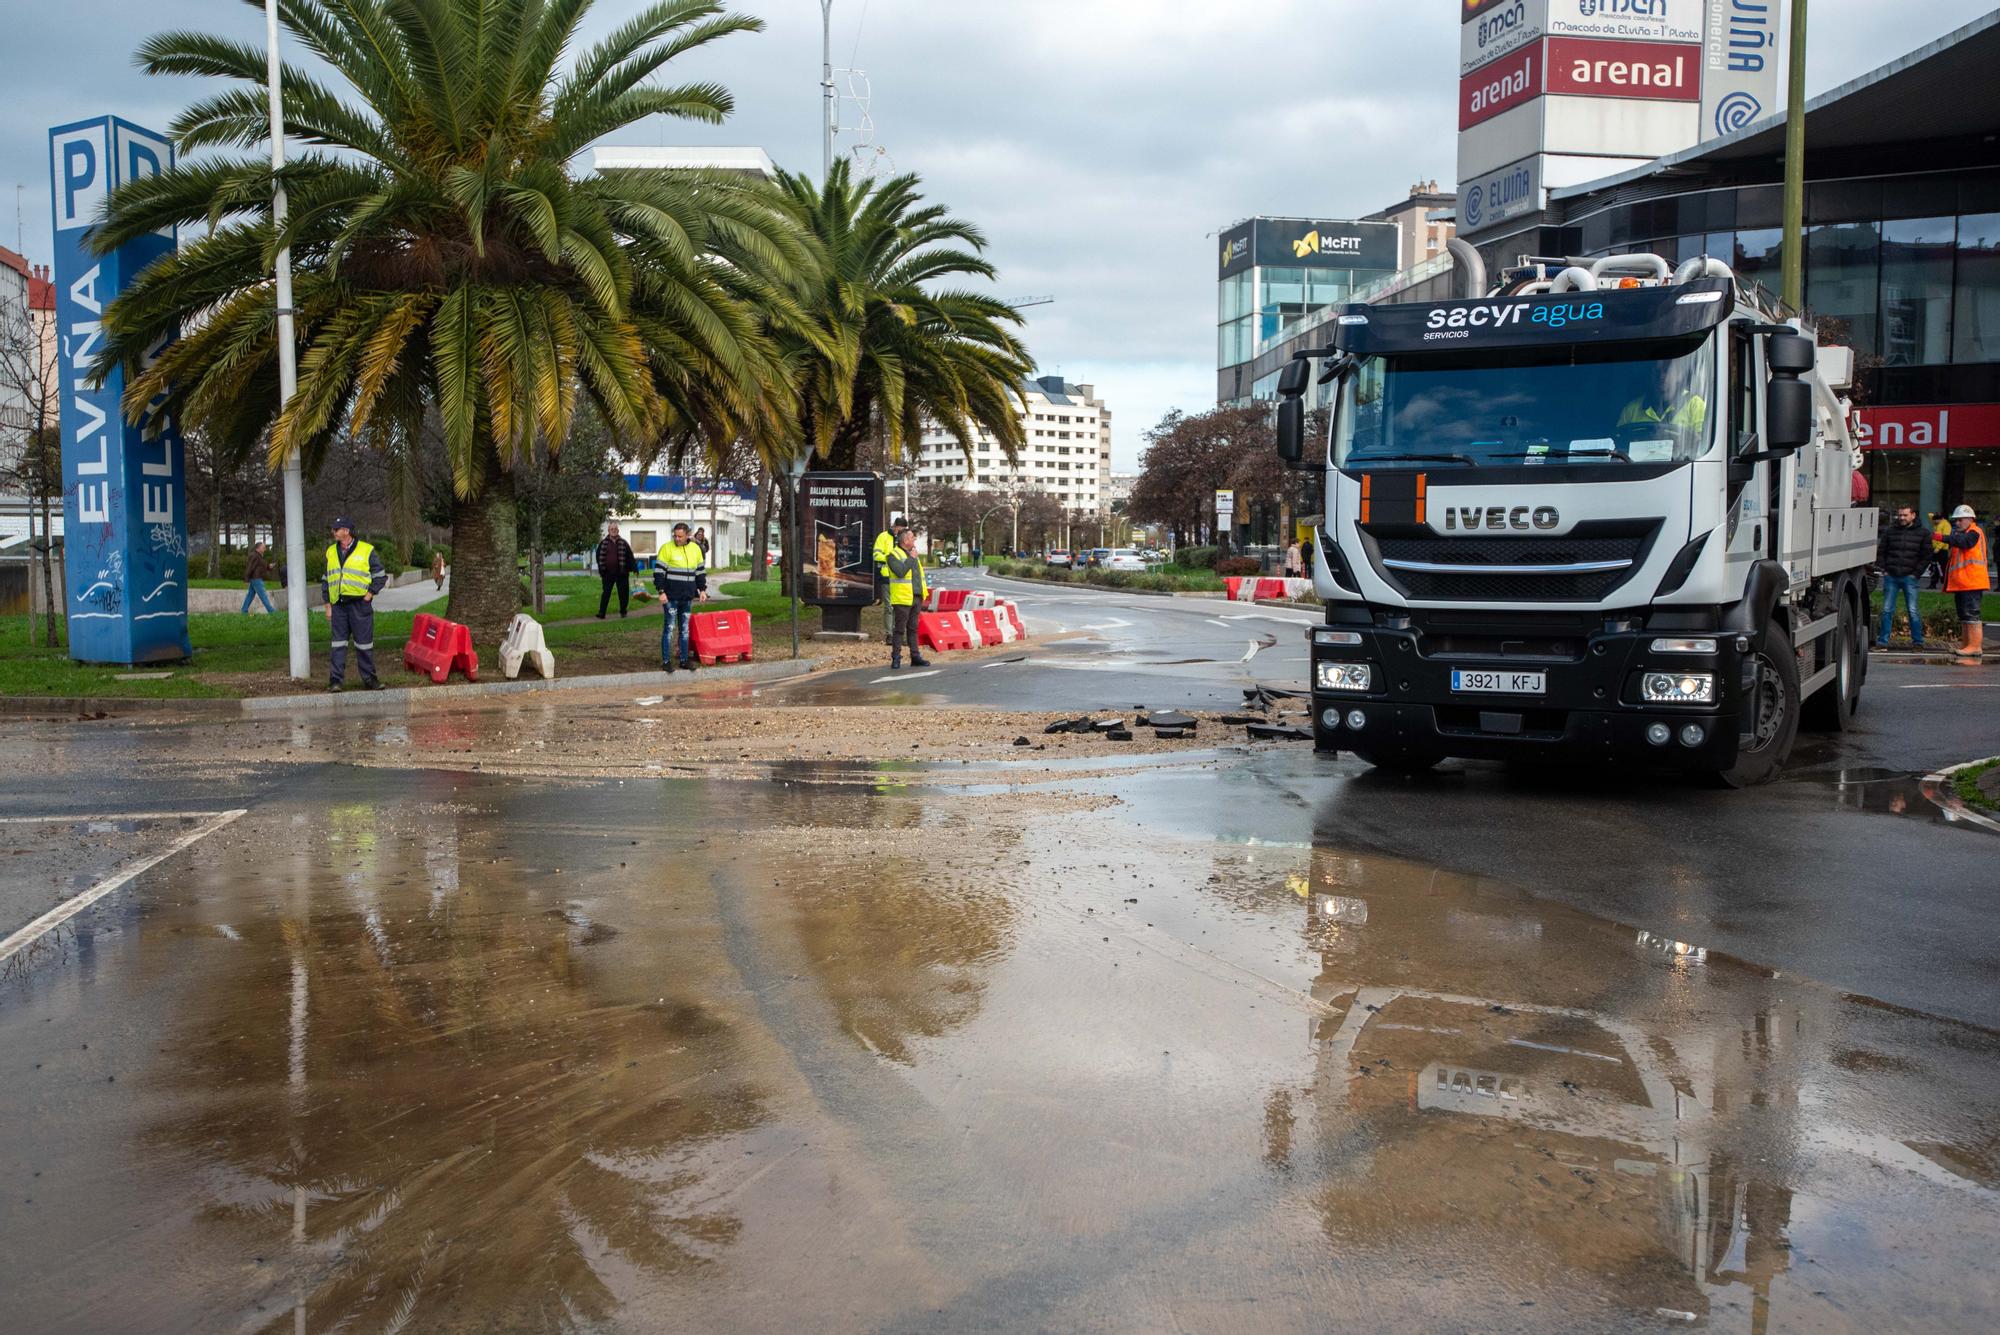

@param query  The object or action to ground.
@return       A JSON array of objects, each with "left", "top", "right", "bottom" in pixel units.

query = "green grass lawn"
[
  {"left": 1866, "top": 588, "right": 1997, "bottom": 641},
  {"left": 1, "top": 573, "right": 817, "bottom": 699}
]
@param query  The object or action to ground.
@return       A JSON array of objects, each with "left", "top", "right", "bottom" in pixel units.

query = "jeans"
[
  {"left": 1877, "top": 574, "right": 1924, "bottom": 646},
  {"left": 662, "top": 596, "right": 694, "bottom": 665},
  {"left": 240, "top": 578, "right": 275, "bottom": 614}
]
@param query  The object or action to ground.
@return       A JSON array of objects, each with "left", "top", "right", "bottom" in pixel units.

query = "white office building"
[{"left": 911, "top": 375, "right": 1113, "bottom": 517}]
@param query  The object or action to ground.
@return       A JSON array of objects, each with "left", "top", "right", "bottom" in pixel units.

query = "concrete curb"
[
  {"left": 0, "top": 656, "right": 821, "bottom": 721},
  {"left": 1921, "top": 757, "right": 2000, "bottom": 836}
]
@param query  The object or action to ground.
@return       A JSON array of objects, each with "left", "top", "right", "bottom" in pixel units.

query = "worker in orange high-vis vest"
[{"left": 1942, "top": 504, "right": 1990, "bottom": 661}]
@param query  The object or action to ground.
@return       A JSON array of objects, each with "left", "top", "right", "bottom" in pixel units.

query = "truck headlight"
[
  {"left": 1642, "top": 671, "right": 1714, "bottom": 704},
  {"left": 1316, "top": 662, "right": 1373, "bottom": 692}
]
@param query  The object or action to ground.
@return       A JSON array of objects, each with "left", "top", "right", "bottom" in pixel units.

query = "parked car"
[
  {"left": 1104, "top": 549, "right": 1146, "bottom": 572},
  {"left": 1046, "top": 549, "right": 1074, "bottom": 569}
]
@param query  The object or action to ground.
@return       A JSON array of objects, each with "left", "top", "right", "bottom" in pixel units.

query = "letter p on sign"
[{"left": 50, "top": 124, "right": 107, "bottom": 232}]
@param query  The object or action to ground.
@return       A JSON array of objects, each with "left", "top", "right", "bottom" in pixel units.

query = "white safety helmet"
[{"left": 1951, "top": 504, "right": 1977, "bottom": 520}]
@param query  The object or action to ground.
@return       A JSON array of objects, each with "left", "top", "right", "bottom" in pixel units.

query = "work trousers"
[
  {"left": 891, "top": 603, "right": 921, "bottom": 664},
  {"left": 329, "top": 598, "right": 377, "bottom": 685},
  {"left": 598, "top": 570, "right": 630, "bottom": 617},
  {"left": 662, "top": 596, "right": 695, "bottom": 666}
]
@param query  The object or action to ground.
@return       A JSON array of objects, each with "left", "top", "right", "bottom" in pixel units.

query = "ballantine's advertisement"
[{"left": 48, "top": 117, "right": 190, "bottom": 664}]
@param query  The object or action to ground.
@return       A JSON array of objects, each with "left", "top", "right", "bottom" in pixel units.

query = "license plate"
[{"left": 1451, "top": 668, "right": 1545, "bottom": 695}]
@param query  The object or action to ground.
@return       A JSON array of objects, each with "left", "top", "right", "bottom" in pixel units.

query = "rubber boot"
[{"left": 1959, "top": 622, "right": 1985, "bottom": 661}]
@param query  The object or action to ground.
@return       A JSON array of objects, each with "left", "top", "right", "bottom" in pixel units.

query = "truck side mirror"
[
  {"left": 1766, "top": 379, "right": 1813, "bottom": 449},
  {"left": 1766, "top": 331, "right": 1814, "bottom": 374},
  {"left": 1275, "top": 358, "right": 1312, "bottom": 468}
]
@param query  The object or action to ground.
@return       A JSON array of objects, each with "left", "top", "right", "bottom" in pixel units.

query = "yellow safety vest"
[
  {"left": 887, "top": 551, "right": 927, "bottom": 606},
  {"left": 324, "top": 539, "right": 375, "bottom": 600},
  {"left": 873, "top": 529, "right": 896, "bottom": 577},
  {"left": 1617, "top": 394, "right": 1706, "bottom": 431}
]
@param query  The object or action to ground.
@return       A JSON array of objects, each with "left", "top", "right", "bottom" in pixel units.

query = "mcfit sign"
[
  {"left": 1217, "top": 218, "right": 1399, "bottom": 277},
  {"left": 48, "top": 117, "right": 190, "bottom": 664}
]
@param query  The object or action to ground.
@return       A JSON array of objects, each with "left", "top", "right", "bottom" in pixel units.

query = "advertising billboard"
[
  {"left": 1460, "top": 41, "right": 1542, "bottom": 129},
  {"left": 1544, "top": 36, "right": 1700, "bottom": 100},
  {"left": 1218, "top": 221, "right": 1253, "bottom": 278},
  {"left": 48, "top": 117, "right": 189, "bottom": 665},
  {"left": 1461, "top": 0, "right": 1546, "bottom": 76},
  {"left": 1700, "top": 0, "right": 1784, "bottom": 139},
  {"left": 1250, "top": 218, "right": 1400, "bottom": 273},
  {"left": 1549, "top": 0, "right": 1703, "bottom": 44},
  {"left": 1459, "top": 154, "right": 1543, "bottom": 234},
  {"left": 1463, "top": 0, "right": 1514, "bottom": 21},
  {"left": 796, "top": 471, "right": 882, "bottom": 606}
]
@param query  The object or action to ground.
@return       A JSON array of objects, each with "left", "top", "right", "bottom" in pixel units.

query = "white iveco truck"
[{"left": 1274, "top": 251, "right": 1877, "bottom": 786}]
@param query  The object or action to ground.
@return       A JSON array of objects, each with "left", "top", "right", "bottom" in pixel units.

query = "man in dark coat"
[
  {"left": 1873, "top": 504, "right": 1931, "bottom": 650},
  {"left": 595, "top": 522, "right": 637, "bottom": 618}
]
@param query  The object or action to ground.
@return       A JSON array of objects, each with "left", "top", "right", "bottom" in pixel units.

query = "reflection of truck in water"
[{"left": 1275, "top": 251, "right": 1877, "bottom": 785}]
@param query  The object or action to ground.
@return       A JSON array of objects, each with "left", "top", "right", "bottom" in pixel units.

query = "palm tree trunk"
[{"left": 447, "top": 452, "right": 520, "bottom": 645}]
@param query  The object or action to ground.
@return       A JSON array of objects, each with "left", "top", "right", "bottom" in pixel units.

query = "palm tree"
[
  {"left": 91, "top": 0, "right": 806, "bottom": 642},
  {"left": 770, "top": 159, "right": 1035, "bottom": 473}
]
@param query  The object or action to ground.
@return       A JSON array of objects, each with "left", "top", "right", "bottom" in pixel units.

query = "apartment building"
[{"left": 912, "top": 375, "right": 1113, "bottom": 517}]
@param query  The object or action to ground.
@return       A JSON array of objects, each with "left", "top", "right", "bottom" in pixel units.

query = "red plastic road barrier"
[
  {"left": 936, "top": 588, "right": 970, "bottom": 613},
  {"left": 1224, "top": 577, "right": 1244, "bottom": 600},
  {"left": 690, "top": 609, "right": 752, "bottom": 665},
  {"left": 971, "top": 607, "right": 1002, "bottom": 647},
  {"left": 1000, "top": 601, "right": 1027, "bottom": 639},
  {"left": 403, "top": 613, "right": 479, "bottom": 683},
  {"left": 918, "top": 611, "right": 971, "bottom": 651}
]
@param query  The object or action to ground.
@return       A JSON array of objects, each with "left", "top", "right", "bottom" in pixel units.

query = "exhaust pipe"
[{"left": 1447, "top": 236, "right": 1487, "bottom": 299}]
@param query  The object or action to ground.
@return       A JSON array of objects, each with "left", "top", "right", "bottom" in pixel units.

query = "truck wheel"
[
  {"left": 1802, "top": 596, "right": 1862, "bottom": 731},
  {"left": 1714, "top": 619, "right": 1800, "bottom": 787}
]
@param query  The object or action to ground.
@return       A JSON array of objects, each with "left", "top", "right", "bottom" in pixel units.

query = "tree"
[
  {"left": 0, "top": 275, "right": 60, "bottom": 646},
  {"left": 907, "top": 480, "right": 982, "bottom": 547},
  {"left": 1127, "top": 404, "right": 1279, "bottom": 550},
  {"left": 515, "top": 403, "right": 635, "bottom": 613},
  {"left": 92, "top": 0, "right": 807, "bottom": 644},
  {"left": 768, "top": 160, "right": 1035, "bottom": 473}
]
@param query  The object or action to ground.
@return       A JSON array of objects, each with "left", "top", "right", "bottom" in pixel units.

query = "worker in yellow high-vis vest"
[
  {"left": 322, "top": 516, "right": 387, "bottom": 692},
  {"left": 873, "top": 516, "right": 908, "bottom": 644},
  {"left": 884, "top": 529, "right": 932, "bottom": 671}
]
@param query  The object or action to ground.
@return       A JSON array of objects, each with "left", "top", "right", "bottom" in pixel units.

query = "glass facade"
[{"left": 1563, "top": 168, "right": 2000, "bottom": 520}]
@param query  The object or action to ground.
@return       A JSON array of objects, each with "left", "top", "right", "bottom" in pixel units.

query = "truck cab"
[{"left": 1276, "top": 254, "right": 1876, "bottom": 786}]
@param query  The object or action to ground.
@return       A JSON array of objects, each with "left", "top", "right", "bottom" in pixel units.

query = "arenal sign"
[
  {"left": 48, "top": 117, "right": 190, "bottom": 665},
  {"left": 1545, "top": 36, "right": 1700, "bottom": 100},
  {"left": 1850, "top": 403, "right": 2000, "bottom": 451},
  {"left": 1461, "top": 42, "right": 1540, "bottom": 129}
]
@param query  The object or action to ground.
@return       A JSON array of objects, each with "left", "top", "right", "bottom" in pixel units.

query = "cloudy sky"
[{"left": 4, "top": 0, "right": 1995, "bottom": 468}]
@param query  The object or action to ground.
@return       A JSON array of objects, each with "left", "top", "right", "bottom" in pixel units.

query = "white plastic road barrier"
[
  {"left": 499, "top": 613, "right": 556, "bottom": 680},
  {"left": 1000, "top": 601, "right": 1028, "bottom": 640},
  {"left": 991, "top": 603, "right": 1020, "bottom": 643},
  {"left": 956, "top": 609, "right": 987, "bottom": 647},
  {"left": 965, "top": 589, "right": 997, "bottom": 610}
]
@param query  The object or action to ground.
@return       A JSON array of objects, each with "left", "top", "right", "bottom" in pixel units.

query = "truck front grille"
[{"left": 1360, "top": 520, "right": 1660, "bottom": 603}]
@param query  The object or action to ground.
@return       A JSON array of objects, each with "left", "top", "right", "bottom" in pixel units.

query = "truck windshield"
[{"left": 1333, "top": 336, "right": 1716, "bottom": 469}]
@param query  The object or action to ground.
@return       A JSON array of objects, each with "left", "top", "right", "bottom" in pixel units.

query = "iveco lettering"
[{"left": 1275, "top": 251, "right": 1877, "bottom": 787}]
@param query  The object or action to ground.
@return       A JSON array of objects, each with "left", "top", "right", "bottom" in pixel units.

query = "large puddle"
[{"left": 0, "top": 768, "right": 1995, "bottom": 1332}]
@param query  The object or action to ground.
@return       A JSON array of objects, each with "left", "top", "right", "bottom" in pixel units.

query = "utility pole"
[
  {"left": 1780, "top": 0, "right": 1809, "bottom": 312},
  {"left": 820, "top": 1, "right": 835, "bottom": 181},
  {"left": 266, "top": 0, "right": 309, "bottom": 680}
]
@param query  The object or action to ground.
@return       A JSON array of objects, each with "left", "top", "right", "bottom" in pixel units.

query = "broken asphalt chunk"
[
  {"left": 1153, "top": 727, "right": 1189, "bottom": 740},
  {"left": 1044, "top": 716, "right": 1094, "bottom": 734},
  {"left": 1091, "top": 718, "right": 1126, "bottom": 732},
  {"left": 1140, "top": 709, "right": 1196, "bottom": 729},
  {"left": 1245, "top": 722, "right": 1311, "bottom": 741},
  {"left": 1105, "top": 727, "right": 1134, "bottom": 741},
  {"left": 1012, "top": 736, "right": 1031, "bottom": 746}
]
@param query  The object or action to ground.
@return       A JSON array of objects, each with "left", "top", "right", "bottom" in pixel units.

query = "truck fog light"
[
  {"left": 1313, "top": 629, "right": 1362, "bottom": 646},
  {"left": 1650, "top": 637, "right": 1717, "bottom": 654},
  {"left": 1345, "top": 709, "right": 1367, "bottom": 731},
  {"left": 1642, "top": 671, "right": 1714, "bottom": 704},
  {"left": 1646, "top": 723, "right": 1671, "bottom": 746},
  {"left": 1322, "top": 708, "right": 1342, "bottom": 729},
  {"left": 1679, "top": 724, "right": 1706, "bottom": 747},
  {"left": 1316, "top": 661, "right": 1373, "bottom": 692}
]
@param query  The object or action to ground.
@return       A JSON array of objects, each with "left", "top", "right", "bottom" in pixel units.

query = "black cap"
[
  {"left": 892, "top": 516, "right": 908, "bottom": 528},
  {"left": 331, "top": 515, "right": 354, "bottom": 531}
]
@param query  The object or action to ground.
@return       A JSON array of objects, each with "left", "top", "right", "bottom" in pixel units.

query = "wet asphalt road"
[{"left": 1, "top": 583, "right": 1997, "bottom": 1332}]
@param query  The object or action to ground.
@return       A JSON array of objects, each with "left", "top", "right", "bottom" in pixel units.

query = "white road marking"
[
  {"left": 1205, "top": 618, "right": 1231, "bottom": 627},
  {"left": 1900, "top": 683, "right": 1998, "bottom": 688},
  {"left": 1240, "top": 640, "right": 1260, "bottom": 663},
  {"left": 871, "top": 670, "right": 942, "bottom": 683},
  {"left": 0, "top": 808, "right": 247, "bottom": 964}
]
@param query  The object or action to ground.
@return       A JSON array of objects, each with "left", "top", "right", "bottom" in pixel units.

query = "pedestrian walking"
[
  {"left": 240, "top": 540, "right": 276, "bottom": 614},
  {"left": 885, "top": 529, "right": 931, "bottom": 671},
  {"left": 595, "top": 522, "right": 637, "bottom": 618},
  {"left": 430, "top": 548, "right": 446, "bottom": 590},
  {"left": 1284, "top": 538, "right": 1302, "bottom": 580},
  {"left": 322, "top": 517, "right": 386, "bottom": 692},
  {"left": 692, "top": 526, "right": 710, "bottom": 558},
  {"left": 872, "top": 516, "right": 909, "bottom": 644},
  {"left": 654, "top": 522, "right": 707, "bottom": 672},
  {"left": 1872, "top": 504, "right": 1930, "bottom": 650},
  {"left": 1942, "top": 504, "right": 1990, "bottom": 661}
]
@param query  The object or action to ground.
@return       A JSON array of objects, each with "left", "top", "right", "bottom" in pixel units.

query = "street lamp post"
[
  {"left": 265, "top": 0, "right": 308, "bottom": 681},
  {"left": 786, "top": 450, "right": 811, "bottom": 659},
  {"left": 820, "top": 1, "right": 835, "bottom": 181}
]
